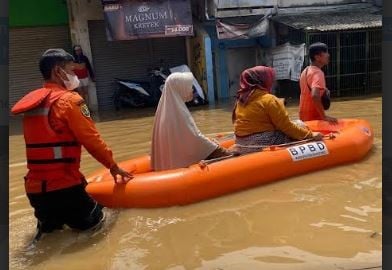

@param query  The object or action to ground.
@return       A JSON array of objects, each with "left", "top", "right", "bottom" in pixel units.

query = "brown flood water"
[{"left": 9, "top": 97, "right": 382, "bottom": 270}]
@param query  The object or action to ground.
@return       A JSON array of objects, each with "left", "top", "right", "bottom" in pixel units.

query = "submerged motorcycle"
[
  {"left": 113, "top": 66, "right": 206, "bottom": 110},
  {"left": 113, "top": 68, "right": 167, "bottom": 110}
]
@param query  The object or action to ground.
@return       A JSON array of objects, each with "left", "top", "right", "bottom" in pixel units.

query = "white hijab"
[{"left": 151, "top": 72, "right": 218, "bottom": 171}]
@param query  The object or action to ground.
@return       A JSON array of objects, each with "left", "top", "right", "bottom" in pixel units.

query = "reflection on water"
[{"left": 10, "top": 97, "right": 382, "bottom": 269}]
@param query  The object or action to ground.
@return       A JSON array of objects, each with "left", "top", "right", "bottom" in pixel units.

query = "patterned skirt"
[
  {"left": 234, "top": 131, "right": 293, "bottom": 154},
  {"left": 233, "top": 120, "right": 307, "bottom": 154}
]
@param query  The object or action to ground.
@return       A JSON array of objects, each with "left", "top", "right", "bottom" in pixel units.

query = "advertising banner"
[
  {"left": 103, "top": 0, "right": 193, "bottom": 41},
  {"left": 270, "top": 42, "right": 305, "bottom": 81}
]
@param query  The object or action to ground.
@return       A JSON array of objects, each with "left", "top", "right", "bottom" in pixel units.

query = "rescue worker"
[{"left": 11, "top": 48, "right": 132, "bottom": 239}]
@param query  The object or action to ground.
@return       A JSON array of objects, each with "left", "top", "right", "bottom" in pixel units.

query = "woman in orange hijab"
[{"left": 232, "top": 66, "right": 322, "bottom": 154}]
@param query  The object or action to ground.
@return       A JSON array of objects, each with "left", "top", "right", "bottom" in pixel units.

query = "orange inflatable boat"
[{"left": 86, "top": 118, "right": 373, "bottom": 208}]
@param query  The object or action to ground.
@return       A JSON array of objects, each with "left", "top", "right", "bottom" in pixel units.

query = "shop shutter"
[
  {"left": 9, "top": 26, "right": 71, "bottom": 108},
  {"left": 88, "top": 20, "right": 187, "bottom": 110}
]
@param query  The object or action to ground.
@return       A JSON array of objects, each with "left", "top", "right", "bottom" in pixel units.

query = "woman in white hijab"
[{"left": 151, "top": 72, "right": 231, "bottom": 171}]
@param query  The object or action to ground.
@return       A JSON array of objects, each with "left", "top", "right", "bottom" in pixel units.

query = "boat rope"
[
  {"left": 233, "top": 133, "right": 336, "bottom": 150},
  {"left": 198, "top": 133, "right": 336, "bottom": 168}
]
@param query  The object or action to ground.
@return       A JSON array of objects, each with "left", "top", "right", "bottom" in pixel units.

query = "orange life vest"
[{"left": 12, "top": 87, "right": 84, "bottom": 193}]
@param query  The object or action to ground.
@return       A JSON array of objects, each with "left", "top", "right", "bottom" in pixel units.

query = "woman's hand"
[{"left": 312, "top": 132, "right": 323, "bottom": 141}]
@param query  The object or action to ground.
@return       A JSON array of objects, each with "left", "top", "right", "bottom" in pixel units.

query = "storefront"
[
  {"left": 9, "top": 0, "right": 71, "bottom": 108},
  {"left": 88, "top": 20, "right": 187, "bottom": 111},
  {"left": 272, "top": 6, "right": 382, "bottom": 98},
  {"left": 68, "top": 0, "right": 193, "bottom": 111},
  {"left": 203, "top": 15, "right": 273, "bottom": 100}
]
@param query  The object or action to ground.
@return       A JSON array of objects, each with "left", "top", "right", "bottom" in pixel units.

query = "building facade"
[
  {"left": 272, "top": 2, "right": 382, "bottom": 99},
  {"left": 67, "top": 0, "right": 193, "bottom": 111},
  {"left": 192, "top": 0, "right": 382, "bottom": 101},
  {"left": 9, "top": 0, "right": 382, "bottom": 111},
  {"left": 10, "top": 0, "right": 198, "bottom": 111},
  {"left": 9, "top": 0, "right": 71, "bottom": 109}
]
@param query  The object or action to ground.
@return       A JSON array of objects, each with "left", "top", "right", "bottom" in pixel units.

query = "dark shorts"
[{"left": 27, "top": 184, "right": 104, "bottom": 233}]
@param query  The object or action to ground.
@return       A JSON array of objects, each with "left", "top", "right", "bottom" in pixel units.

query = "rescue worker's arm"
[
  {"left": 109, "top": 164, "right": 132, "bottom": 183},
  {"left": 309, "top": 72, "right": 337, "bottom": 123},
  {"left": 310, "top": 88, "right": 337, "bottom": 124},
  {"left": 62, "top": 95, "right": 132, "bottom": 182},
  {"left": 310, "top": 87, "right": 326, "bottom": 118}
]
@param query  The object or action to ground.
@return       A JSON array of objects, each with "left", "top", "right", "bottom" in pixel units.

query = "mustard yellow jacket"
[{"left": 234, "top": 89, "right": 312, "bottom": 140}]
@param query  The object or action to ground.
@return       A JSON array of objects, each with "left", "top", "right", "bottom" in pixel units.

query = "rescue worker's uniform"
[{"left": 12, "top": 83, "right": 116, "bottom": 233}]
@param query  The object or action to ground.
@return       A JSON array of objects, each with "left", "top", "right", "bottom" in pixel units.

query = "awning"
[
  {"left": 272, "top": 7, "right": 382, "bottom": 32},
  {"left": 216, "top": 9, "right": 274, "bottom": 40}
]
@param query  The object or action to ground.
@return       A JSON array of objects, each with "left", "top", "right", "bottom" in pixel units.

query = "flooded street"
[{"left": 9, "top": 97, "right": 382, "bottom": 270}]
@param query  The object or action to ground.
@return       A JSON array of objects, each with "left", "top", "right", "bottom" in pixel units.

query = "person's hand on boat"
[
  {"left": 324, "top": 115, "right": 338, "bottom": 124},
  {"left": 312, "top": 132, "right": 323, "bottom": 141},
  {"left": 110, "top": 164, "right": 133, "bottom": 184}
]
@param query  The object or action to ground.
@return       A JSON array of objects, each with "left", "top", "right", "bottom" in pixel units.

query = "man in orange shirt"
[
  {"left": 299, "top": 42, "right": 337, "bottom": 123},
  {"left": 11, "top": 49, "right": 132, "bottom": 240}
]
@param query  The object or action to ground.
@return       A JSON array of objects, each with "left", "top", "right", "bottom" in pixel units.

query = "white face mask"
[{"left": 61, "top": 69, "right": 80, "bottom": 90}]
